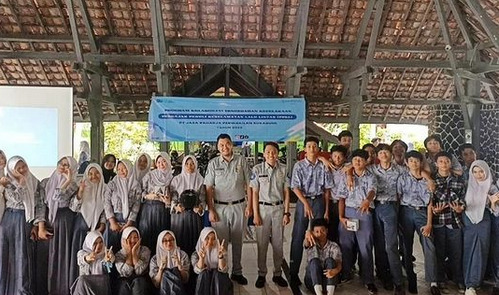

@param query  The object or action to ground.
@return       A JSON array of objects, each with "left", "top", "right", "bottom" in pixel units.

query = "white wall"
[{"left": 0, "top": 86, "right": 73, "bottom": 179}]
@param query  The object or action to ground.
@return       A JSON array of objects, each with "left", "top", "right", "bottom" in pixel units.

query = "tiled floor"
[{"left": 231, "top": 205, "right": 493, "bottom": 295}]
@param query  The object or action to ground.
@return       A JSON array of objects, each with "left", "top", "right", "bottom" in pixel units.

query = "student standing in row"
[
  {"left": 0, "top": 156, "right": 51, "bottom": 295},
  {"left": 431, "top": 151, "right": 465, "bottom": 292},
  {"left": 397, "top": 151, "right": 439, "bottom": 295},
  {"left": 463, "top": 160, "right": 497, "bottom": 295},
  {"left": 41, "top": 156, "right": 79, "bottom": 295},
  {"left": 337, "top": 149, "right": 378, "bottom": 294},
  {"left": 251, "top": 142, "right": 290, "bottom": 288},
  {"left": 370, "top": 144, "right": 405, "bottom": 294},
  {"left": 289, "top": 136, "right": 331, "bottom": 288}
]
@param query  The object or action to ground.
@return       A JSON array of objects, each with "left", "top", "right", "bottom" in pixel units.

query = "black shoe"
[
  {"left": 394, "top": 285, "right": 406, "bottom": 295},
  {"left": 430, "top": 286, "right": 441, "bottom": 295},
  {"left": 231, "top": 274, "right": 248, "bottom": 285},
  {"left": 366, "top": 283, "right": 378, "bottom": 295},
  {"left": 408, "top": 276, "right": 418, "bottom": 294},
  {"left": 272, "top": 275, "right": 288, "bottom": 287},
  {"left": 255, "top": 276, "right": 265, "bottom": 288},
  {"left": 290, "top": 274, "right": 302, "bottom": 286},
  {"left": 492, "top": 287, "right": 499, "bottom": 295},
  {"left": 383, "top": 279, "right": 394, "bottom": 291}
]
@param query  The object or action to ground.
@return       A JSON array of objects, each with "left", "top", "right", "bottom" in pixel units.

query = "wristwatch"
[{"left": 284, "top": 212, "right": 291, "bottom": 217}]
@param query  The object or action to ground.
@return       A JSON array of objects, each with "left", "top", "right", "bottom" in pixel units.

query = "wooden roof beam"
[
  {"left": 350, "top": 0, "right": 376, "bottom": 58},
  {"left": 0, "top": 34, "right": 473, "bottom": 53},
  {"left": 286, "top": 0, "right": 311, "bottom": 96},
  {"left": 149, "top": 0, "right": 171, "bottom": 95},
  {"left": 3, "top": 50, "right": 497, "bottom": 71},
  {"left": 310, "top": 115, "right": 429, "bottom": 125},
  {"left": 435, "top": 0, "right": 470, "bottom": 129},
  {"left": 447, "top": 0, "right": 473, "bottom": 49},
  {"left": 464, "top": 0, "right": 499, "bottom": 51}
]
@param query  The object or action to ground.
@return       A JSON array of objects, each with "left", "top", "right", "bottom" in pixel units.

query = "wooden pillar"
[
  {"left": 88, "top": 73, "right": 104, "bottom": 162},
  {"left": 160, "top": 142, "right": 170, "bottom": 153},
  {"left": 348, "top": 79, "right": 362, "bottom": 150},
  {"left": 466, "top": 80, "right": 481, "bottom": 148},
  {"left": 286, "top": 141, "right": 297, "bottom": 175}
]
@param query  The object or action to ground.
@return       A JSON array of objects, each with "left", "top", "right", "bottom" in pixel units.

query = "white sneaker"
[{"left": 465, "top": 288, "right": 476, "bottom": 295}]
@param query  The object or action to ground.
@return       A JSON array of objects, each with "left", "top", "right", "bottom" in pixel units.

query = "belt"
[
  {"left": 214, "top": 198, "right": 245, "bottom": 205},
  {"left": 305, "top": 194, "right": 322, "bottom": 200},
  {"left": 259, "top": 200, "right": 283, "bottom": 206},
  {"left": 402, "top": 204, "right": 426, "bottom": 211},
  {"left": 374, "top": 200, "right": 397, "bottom": 205}
]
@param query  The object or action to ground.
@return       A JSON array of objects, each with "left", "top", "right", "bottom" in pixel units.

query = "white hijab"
[
  {"left": 112, "top": 159, "right": 138, "bottom": 219},
  {"left": 195, "top": 227, "right": 219, "bottom": 269},
  {"left": 465, "top": 160, "right": 492, "bottom": 224},
  {"left": 156, "top": 230, "right": 181, "bottom": 269},
  {"left": 121, "top": 226, "right": 140, "bottom": 254},
  {"left": 132, "top": 153, "right": 151, "bottom": 184},
  {"left": 145, "top": 152, "right": 173, "bottom": 190},
  {"left": 82, "top": 230, "right": 105, "bottom": 274},
  {"left": 7, "top": 156, "right": 38, "bottom": 222},
  {"left": 45, "top": 156, "right": 77, "bottom": 223},
  {"left": 80, "top": 163, "right": 105, "bottom": 230},
  {"left": 171, "top": 155, "right": 204, "bottom": 194}
]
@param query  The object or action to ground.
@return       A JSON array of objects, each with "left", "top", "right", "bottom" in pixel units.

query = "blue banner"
[{"left": 148, "top": 97, "right": 305, "bottom": 142}]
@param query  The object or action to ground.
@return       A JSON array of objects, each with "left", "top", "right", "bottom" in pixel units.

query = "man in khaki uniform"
[
  {"left": 251, "top": 142, "right": 290, "bottom": 289},
  {"left": 204, "top": 133, "right": 252, "bottom": 285}
]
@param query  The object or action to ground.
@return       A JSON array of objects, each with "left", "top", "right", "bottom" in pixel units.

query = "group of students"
[
  {"left": 1, "top": 130, "right": 499, "bottom": 295},
  {"left": 287, "top": 131, "right": 499, "bottom": 295},
  {"left": 0, "top": 148, "right": 235, "bottom": 295}
]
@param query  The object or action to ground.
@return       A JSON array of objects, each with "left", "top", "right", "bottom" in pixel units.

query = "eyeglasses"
[{"left": 163, "top": 239, "right": 175, "bottom": 243}]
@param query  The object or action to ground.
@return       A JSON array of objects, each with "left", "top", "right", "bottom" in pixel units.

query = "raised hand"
[
  {"left": 145, "top": 193, "right": 157, "bottom": 200},
  {"left": 218, "top": 239, "right": 226, "bottom": 259},
  {"left": 432, "top": 202, "right": 449, "bottom": 214},
  {"left": 62, "top": 167, "right": 72, "bottom": 181},
  {"left": 86, "top": 251, "right": 96, "bottom": 263},
  {"left": 198, "top": 243, "right": 207, "bottom": 260},
  {"left": 489, "top": 193, "right": 499, "bottom": 206},
  {"left": 175, "top": 204, "right": 185, "bottom": 213},
  {"left": 13, "top": 170, "right": 26, "bottom": 186},
  {"left": 0, "top": 177, "right": 10, "bottom": 187},
  {"left": 132, "top": 238, "right": 141, "bottom": 257},
  {"left": 450, "top": 200, "right": 464, "bottom": 213},
  {"left": 160, "top": 194, "right": 171, "bottom": 206},
  {"left": 172, "top": 251, "right": 182, "bottom": 269},
  {"left": 123, "top": 238, "right": 132, "bottom": 254},
  {"left": 105, "top": 246, "right": 114, "bottom": 262}
]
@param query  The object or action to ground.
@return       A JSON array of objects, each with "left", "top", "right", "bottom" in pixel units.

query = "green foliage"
[
  {"left": 103, "top": 122, "right": 159, "bottom": 160},
  {"left": 359, "top": 124, "right": 372, "bottom": 147}
]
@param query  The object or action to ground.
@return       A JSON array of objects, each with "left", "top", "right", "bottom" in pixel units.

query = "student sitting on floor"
[{"left": 303, "top": 218, "right": 342, "bottom": 295}]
